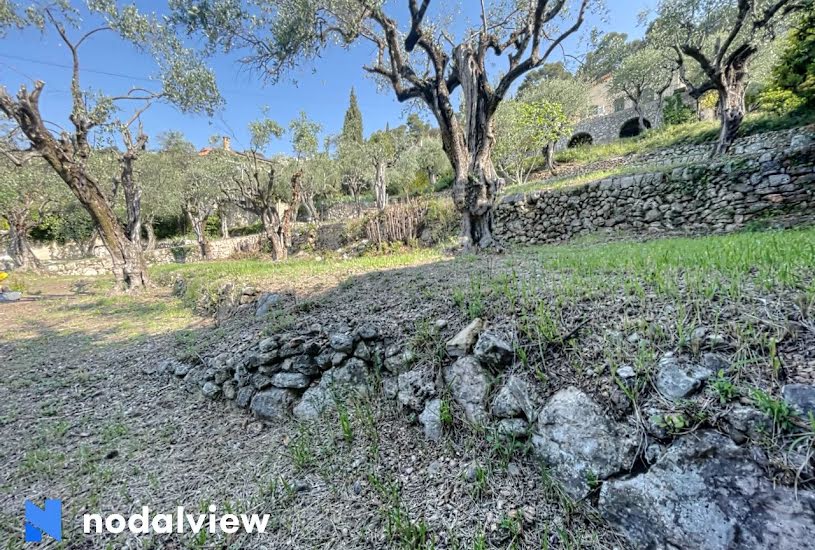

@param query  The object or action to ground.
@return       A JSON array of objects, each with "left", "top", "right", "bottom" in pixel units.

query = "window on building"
[{"left": 614, "top": 97, "right": 626, "bottom": 112}]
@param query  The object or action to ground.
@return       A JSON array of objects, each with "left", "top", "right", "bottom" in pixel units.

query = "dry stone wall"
[
  {"left": 495, "top": 130, "right": 815, "bottom": 246},
  {"left": 157, "top": 305, "right": 815, "bottom": 550}
]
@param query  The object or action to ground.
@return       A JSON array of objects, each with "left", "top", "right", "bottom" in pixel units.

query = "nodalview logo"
[{"left": 24, "top": 499, "right": 62, "bottom": 542}]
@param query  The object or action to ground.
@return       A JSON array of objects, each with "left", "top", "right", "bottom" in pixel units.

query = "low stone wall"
[
  {"left": 156, "top": 304, "right": 815, "bottom": 549},
  {"left": 495, "top": 139, "right": 815, "bottom": 245},
  {"left": 627, "top": 125, "right": 814, "bottom": 170}
]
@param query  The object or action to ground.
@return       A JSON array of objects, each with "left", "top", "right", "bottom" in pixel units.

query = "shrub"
[
  {"left": 662, "top": 95, "right": 696, "bottom": 127},
  {"left": 757, "top": 88, "right": 806, "bottom": 116}
]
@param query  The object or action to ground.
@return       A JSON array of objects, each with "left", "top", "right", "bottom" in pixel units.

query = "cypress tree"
[{"left": 341, "top": 87, "right": 364, "bottom": 144}]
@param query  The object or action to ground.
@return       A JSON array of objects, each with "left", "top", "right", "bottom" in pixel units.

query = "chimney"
[{"left": 222, "top": 136, "right": 231, "bottom": 152}]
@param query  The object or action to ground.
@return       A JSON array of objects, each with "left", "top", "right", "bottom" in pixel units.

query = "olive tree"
[
  {"left": 226, "top": 117, "right": 302, "bottom": 259},
  {"left": 494, "top": 99, "right": 569, "bottom": 185},
  {"left": 172, "top": 0, "right": 593, "bottom": 248},
  {"left": 367, "top": 128, "right": 399, "bottom": 211},
  {"left": 517, "top": 76, "right": 590, "bottom": 172},
  {"left": 610, "top": 47, "right": 676, "bottom": 132},
  {"left": 0, "top": 156, "right": 64, "bottom": 269},
  {"left": 646, "top": 0, "right": 808, "bottom": 154},
  {"left": 0, "top": 2, "right": 220, "bottom": 290},
  {"left": 289, "top": 111, "right": 325, "bottom": 220}
]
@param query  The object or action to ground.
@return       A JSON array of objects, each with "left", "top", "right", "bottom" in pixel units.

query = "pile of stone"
[{"left": 161, "top": 315, "right": 815, "bottom": 549}]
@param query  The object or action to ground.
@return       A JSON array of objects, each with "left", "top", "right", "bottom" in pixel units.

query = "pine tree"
[{"left": 341, "top": 88, "right": 364, "bottom": 144}]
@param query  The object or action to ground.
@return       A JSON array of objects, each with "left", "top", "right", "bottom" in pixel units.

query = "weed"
[
  {"left": 751, "top": 388, "right": 794, "bottom": 432},
  {"left": 710, "top": 371, "right": 739, "bottom": 404}
]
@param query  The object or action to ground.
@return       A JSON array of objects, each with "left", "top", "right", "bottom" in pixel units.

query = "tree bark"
[
  {"left": 4, "top": 212, "right": 41, "bottom": 270},
  {"left": 544, "top": 142, "right": 557, "bottom": 175},
  {"left": 446, "top": 46, "right": 503, "bottom": 249},
  {"left": 374, "top": 160, "right": 388, "bottom": 211},
  {"left": 217, "top": 203, "right": 230, "bottom": 238},
  {"left": 303, "top": 193, "right": 318, "bottom": 221},
  {"left": 187, "top": 210, "right": 210, "bottom": 260},
  {"left": 144, "top": 219, "right": 156, "bottom": 253},
  {"left": 0, "top": 83, "right": 148, "bottom": 291},
  {"left": 714, "top": 65, "right": 747, "bottom": 156},
  {"left": 261, "top": 209, "right": 286, "bottom": 260}
]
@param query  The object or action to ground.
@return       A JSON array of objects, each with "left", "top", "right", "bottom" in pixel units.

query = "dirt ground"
[{"left": 0, "top": 274, "right": 620, "bottom": 549}]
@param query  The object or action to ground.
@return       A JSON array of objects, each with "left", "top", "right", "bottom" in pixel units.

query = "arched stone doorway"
[
  {"left": 619, "top": 118, "right": 651, "bottom": 138},
  {"left": 568, "top": 132, "right": 593, "bottom": 148}
]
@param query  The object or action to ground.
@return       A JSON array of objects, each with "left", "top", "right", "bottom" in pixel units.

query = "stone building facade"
[{"left": 556, "top": 73, "right": 692, "bottom": 150}]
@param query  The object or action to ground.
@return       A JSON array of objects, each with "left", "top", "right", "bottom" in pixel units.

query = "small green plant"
[
  {"left": 439, "top": 399, "right": 453, "bottom": 426},
  {"left": 751, "top": 388, "right": 794, "bottom": 432},
  {"left": 290, "top": 427, "right": 315, "bottom": 471},
  {"left": 710, "top": 370, "right": 739, "bottom": 404},
  {"left": 336, "top": 401, "right": 354, "bottom": 443}
]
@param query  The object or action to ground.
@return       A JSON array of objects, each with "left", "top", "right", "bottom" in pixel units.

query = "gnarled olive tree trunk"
[
  {"left": 185, "top": 206, "right": 211, "bottom": 260},
  {"left": 3, "top": 211, "right": 41, "bottom": 270},
  {"left": 442, "top": 47, "right": 504, "bottom": 249},
  {"left": 714, "top": 61, "right": 748, "bottom": 156}
]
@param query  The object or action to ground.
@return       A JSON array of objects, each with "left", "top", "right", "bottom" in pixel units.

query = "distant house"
[{"left": 560, "top": 73, "right": 694, "bottom": 150}]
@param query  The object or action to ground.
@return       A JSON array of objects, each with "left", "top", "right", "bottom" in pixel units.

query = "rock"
[
  {"left": 473, "top": 331, "right": 513, "bottom": 368},
  {"left": 353, "top": 341, "right": 372, "bottom": 362},
  {"left": 384, "top": 349, "right": 415, "bottom": 373},
  {"left": 396, "top": 368, "right": 437, "bottom": 411},
  {"left": 201, "top": 382, "right": 221, "bottom": 399},
  {"left": 531, "top": 387, "right": 638, "bottom": 500},
  {"left": 331, "top": 352, "right": 348, "bottom": 366},
  {"left": 282, "top": 355, "right": 320, "bottom": 377},
  {"left": 315, "top": 352, "right": 333, "bottom": 370},
  {"left": 725, "top": 405, "right": 771, "bottom": 444},
  {"left": 0, "top": 291, "right": 22, "bottom": 302},
  {"left": 490, "top": 375, "right": 540, "bottom": 420},
  {"left": 292, "top": 360, "right": 369, "bottom": 420},
  {"left": 600, "top": 430, "right": 815, "bottom": 550},
  {"left": 701, "top": 352, "right": 729, "bottom": 373},
  {"left": 496, "top": 418, "right": 529, "bottom": 438},
  {"left": 293, "top": 384, "right": 333, "bottom": 420},
  {"left": 302, "top": 340, "right": 321, "bottom": 356},
  {"left": 654, "top": 354, "right": 712, "bottom": 400},
  {"left": 255, "top": 292, "right": 283, "bottom": 317},
  {"left": 235, "top": 387, "right": 254, "bottom": 408},
  {"left": 329, "top": 332, "right": 355, "bottom": 353},
  {"left": 445, "top": 318, "right": 484, "bottom": 357},
  {"left": 248, "top": 351, "right": 278, "bottom": 369},
  {"left": 251, "top": 373, "right": 273, "bottom": 390},
  {"left": 279, "top": 337, "right": 305, "bottom": 358},
  {"left": 271, "top": 372, "right": 311, "bottom": 389},
  {"left": 222, "top": 381, "right": 237, "bottom": 400},
  {"left": 690, "top": 326, "right": 708, "bottom": 353},
  {"left": 616, "top": 365, "right": 636, "bottom": 379},
  {"left": 250, "top": 389, "right": 296, "bottom": 420},
  {"left": 173, "top": 362, "right": 193, "bottom": 377},
  {"left": 442, "top": 356, "right": 490, "bottom": 424},
  {"left": 355, "top": 323, "right": 378, "bottom": 340},
  {"left": 382, "top": 376, "right": 398, "bottom": 400},
  {"left": 258, "top": 337, "right": 279, "bottom": 353},
  {"left": 419, "top": 399, "right": 443, "bottom": 441},
  {"left": 781, "top": 384, "right": 815, "bottom": 417}
]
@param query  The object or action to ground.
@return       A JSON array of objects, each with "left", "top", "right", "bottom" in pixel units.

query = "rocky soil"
[{"left": 3, "top": 228, "right": 815, "bottom": 548}]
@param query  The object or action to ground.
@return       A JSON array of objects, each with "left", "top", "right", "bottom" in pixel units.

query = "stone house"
[{"left": 557, "top": 72, "right": 695, "bottom": 150}]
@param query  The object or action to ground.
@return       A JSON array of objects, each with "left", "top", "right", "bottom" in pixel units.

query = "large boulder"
[
  {"left": 250, "top": 389, "right": 296, "bottom": 420},
  {"left": 600, "top": 431, "right": 815, "bottom": 550},
  {"left": 531, "top": 387, "right": 638, "bottom": 500},
  {"left": 442, "top": 356, "right": 490, "bottom": 424}
]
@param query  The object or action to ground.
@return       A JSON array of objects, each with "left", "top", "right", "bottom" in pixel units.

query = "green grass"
[
  {"left": 523, "top": 227, "right": 815, "bottom": 283},
  {"left": 151, "top": 248, "right": 445, "bottom": 307}
]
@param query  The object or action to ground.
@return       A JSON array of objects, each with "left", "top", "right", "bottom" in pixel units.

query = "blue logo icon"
[{"left": 24, "top": 499, "right": 62, "bottom": 542}]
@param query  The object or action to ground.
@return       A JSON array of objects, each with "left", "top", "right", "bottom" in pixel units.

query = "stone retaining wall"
[{"left": 496, "top": 136, "right": 815, "bottom": 246}]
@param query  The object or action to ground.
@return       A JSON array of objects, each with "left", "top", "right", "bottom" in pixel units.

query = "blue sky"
[{"left": 0, "top": 1, "right": 653, "bottom": 155}]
